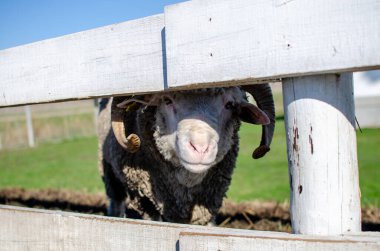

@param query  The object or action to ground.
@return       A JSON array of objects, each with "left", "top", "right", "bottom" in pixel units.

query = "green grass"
[
  {"left": 357, "top": 128, "right": 380, "bottom": 207},
  {"left": 228, "top": 120, "right": 289, "bottom": 202},
  {"left": 0, "top": 137, "right": 103, "bottom": 193},
  {"left": 0, "top": 121, "right": 379, "bottom": 207},
  {"left": 229, "top": 122, "right": 380, "bottom": 207}
]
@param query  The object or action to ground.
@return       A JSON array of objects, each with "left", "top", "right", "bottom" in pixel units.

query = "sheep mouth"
[{"left": 179, "top": 159, "right": 214, "bottom": 174}]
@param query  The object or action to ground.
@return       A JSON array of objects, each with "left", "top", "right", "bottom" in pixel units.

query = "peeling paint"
[
  {"left": 309, "top": 135, "right": 314, "bottom": 154},
  {"left": 309, "top": 125, "right": 314, "bottom": 154},
  {"left": 298, "top": 185, "right": 303, "bottom": 194},
  {"left": 292, "top": 126, "right": 300, "bottom": 166},
  {"left": 292, "top": 127, "right": 299, "bottom": 152}
]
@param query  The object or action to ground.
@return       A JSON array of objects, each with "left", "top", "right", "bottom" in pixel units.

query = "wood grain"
[
  {"left": 165, "top": 0, "right": 380, "bottom": 88},
  {"left": 0, "top": 14, "right": 165, "bottom": 107},
  {"left": 1, "top": 205, "right": 378, "bottom": 251},
  {"left": 179, "top": 229, "right": 380, "bottom": 251},
  {"left": 282, "top": 73, "right": 361, "bottom": 235},
  {"left": 0, "top": 205, "right": 184, "bottom": 251}
]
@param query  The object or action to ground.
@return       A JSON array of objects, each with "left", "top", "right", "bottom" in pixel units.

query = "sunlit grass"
[
  {"left": 0, "top": 121, "right": 379, "bottom": 207},
  {"left": 0, "top": 137, "right": 103, "bottom": 193}
]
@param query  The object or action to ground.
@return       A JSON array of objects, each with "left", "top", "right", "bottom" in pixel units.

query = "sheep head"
[
  {"left": 151, "top": 87, "right": 269, "bottom": 175},
  {"left": 112, "top": 86, "right": 274, "bottom": 183}
]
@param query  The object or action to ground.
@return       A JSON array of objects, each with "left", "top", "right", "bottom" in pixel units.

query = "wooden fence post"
[
  {"left": 25, "top": 105, "right": 35, "bottom": 148},
  {"left": 282, "top": 73, "right": 361, "bottom": 235}
]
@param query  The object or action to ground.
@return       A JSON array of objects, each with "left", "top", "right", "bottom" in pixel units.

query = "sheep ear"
[{"left": 239, "top": 102, "right": 270, "bottom": 125}]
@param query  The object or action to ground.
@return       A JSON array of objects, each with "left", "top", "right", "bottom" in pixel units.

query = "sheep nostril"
[
  {"left": 204, "top": 145, "right": 209, "bottom": 153},
  {"left": 189, "top": 142, "right": 197, "bottom": 152},
  {"left": 189, "top": 141, "right": 209, "bottom": 155}
]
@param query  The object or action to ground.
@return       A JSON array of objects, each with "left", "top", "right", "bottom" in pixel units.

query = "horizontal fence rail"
[
  {"left": 1, "top": 205, "right": 379, "bottom": 251},
  {"left": 165, "top": 0, "right": 380, "bottom": 88},
  {"left": 1, "top": 0, "right": 380, "bottom": 107},
  {"left": 0, "top": 14, "right": 166, "bottom": 107}
]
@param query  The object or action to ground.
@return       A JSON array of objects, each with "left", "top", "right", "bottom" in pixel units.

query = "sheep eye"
[
  {"left": 163, "top": 97, "right": 173, "bottom": 105},
  {"left": 225, "top": 101, "right": 234, "bottom": 110}
]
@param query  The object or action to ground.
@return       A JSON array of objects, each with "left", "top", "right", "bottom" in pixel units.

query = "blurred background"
[{"left": 0, "top": 1, "right": 379, "bottom": 229}]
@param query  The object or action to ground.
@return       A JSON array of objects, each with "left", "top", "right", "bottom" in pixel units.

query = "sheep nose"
[{"left": 189, "top": 141, "right": 209, "bottom": 155}]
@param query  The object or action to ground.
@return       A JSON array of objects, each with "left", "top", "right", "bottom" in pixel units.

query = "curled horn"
[
  {"left": 242, "top": 84, "right": 275, "bottom": 159},
  {"left": 111, "top": 96, "right": 141, "bottom": 153}
]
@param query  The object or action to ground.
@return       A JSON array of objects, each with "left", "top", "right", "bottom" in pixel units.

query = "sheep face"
[
  {"left": 114, "top": 87, "right": 270, "bottom": 187},
  {"left": 151, "top": 87, "right": 269, "bottom": 176}
]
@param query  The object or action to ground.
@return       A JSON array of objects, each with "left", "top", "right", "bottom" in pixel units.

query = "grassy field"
[
  {"left": 0, "top": 137, "right": 101, "bottom": 193},
  {"left": 0, "top": 120, "right": 379, "bottom": 206},
  {"left": 0, "top": 110, "right": 96, "bottom": 149}
]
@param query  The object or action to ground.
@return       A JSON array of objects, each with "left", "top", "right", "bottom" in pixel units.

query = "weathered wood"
[
  {"left": 282, "top": 73, "right": 361, "bottom": 235},
  {"left": 1, "top": 205, "right": 379, "bottom": 251},
  {"left": 0, "top": 205, "right": 185, "bottom": 251},
  {"left": 165, "top": 0, "right": 380, "bottom": 88},
  {"left": 0, "top": 0, "right": 375, "bottom": 246},
  {"left": 0, "top": 14, "right": 165, "bottom": 107},
  {"left": 2, "top": 0, "right": 380, "bottom": 107},
  {"left": 179, "top": 229, "right": 380, "bottom": 251}
]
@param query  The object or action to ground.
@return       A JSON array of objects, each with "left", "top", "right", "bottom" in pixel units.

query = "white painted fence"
[
  {"left": 1, "top": 205, "right": 379, "bottom": 251},
  {"left": 0, "top": 0, "right": 380, "bottom": 249}
]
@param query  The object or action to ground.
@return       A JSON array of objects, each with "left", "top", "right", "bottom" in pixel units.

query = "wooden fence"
[
  {"left": 0, "top": 100, "right": 97, "bottom": 149},
  {"left": 1, "top": 0, "right": 380, "bottom": 249},
  {"left": 1, "top": 205, "right": 379, "bottom": 250}
]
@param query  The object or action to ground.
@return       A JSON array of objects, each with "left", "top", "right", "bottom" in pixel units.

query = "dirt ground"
[{"left": 1, "top": 188, "right": 379, "bottom": 232}]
